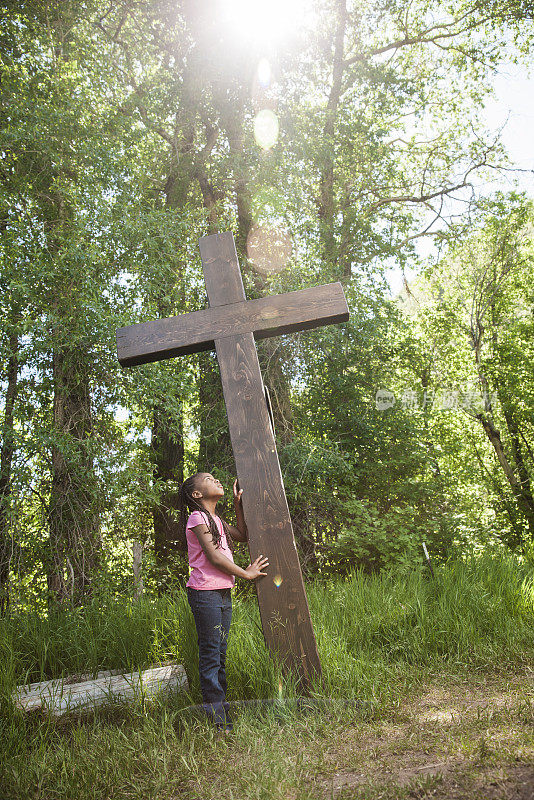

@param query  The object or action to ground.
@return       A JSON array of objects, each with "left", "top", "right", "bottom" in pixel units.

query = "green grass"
[{"left": 0, "top": 551, "right": 533, "bottom": 799}]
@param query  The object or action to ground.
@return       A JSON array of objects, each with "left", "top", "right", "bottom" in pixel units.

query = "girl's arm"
[
  {"left": 228, "top": 479, "right": 248, "bottom": 542},
  {"left": 191, "top": 524, "right": 267, "bottom": 580}
]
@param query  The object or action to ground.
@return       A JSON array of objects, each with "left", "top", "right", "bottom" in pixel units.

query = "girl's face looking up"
[{"left": 191, "top": 473, "right": 224, "bottom": 502}]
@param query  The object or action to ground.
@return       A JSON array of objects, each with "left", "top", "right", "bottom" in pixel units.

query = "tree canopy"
[{"left": 1, "top": 0, "right": 533, "bottom": 611}]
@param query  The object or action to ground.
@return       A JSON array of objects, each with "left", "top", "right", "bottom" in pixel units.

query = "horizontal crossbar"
[{"left": 117, "top": 282, "right": 349, "bottom": 367}]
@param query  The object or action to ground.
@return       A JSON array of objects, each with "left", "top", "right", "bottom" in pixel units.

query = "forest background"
[{"left": 1, "top": 0, "right": 534, "bottom": 614}]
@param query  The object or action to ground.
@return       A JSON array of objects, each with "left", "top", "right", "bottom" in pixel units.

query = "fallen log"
[{"left": 13, "top": 661, "right": 189, "bottom": 716}]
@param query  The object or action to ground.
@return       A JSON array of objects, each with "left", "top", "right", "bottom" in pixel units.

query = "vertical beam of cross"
[{"left": 200, "top": 233, "right": 322, "bottom": 691}]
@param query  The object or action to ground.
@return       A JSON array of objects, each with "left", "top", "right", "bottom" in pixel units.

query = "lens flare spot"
[
  {"left": 254, "top": 109, "right": 279, "bottom": 150},
  {"left": 273, "top": 573, "right": 283, "bottom": 587},
  {"left": 257, "top": 58, "right": 271, "bottom": 88},
  {"left": 246, "top": 223, "right": 292, "bottom": 274}
]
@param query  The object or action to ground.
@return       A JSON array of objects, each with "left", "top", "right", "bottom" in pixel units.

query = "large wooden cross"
[{"left": 116, "top": 231, "right": 349, "bottom": 692}]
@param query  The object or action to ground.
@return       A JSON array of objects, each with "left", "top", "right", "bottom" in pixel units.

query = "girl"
[{"left": 178, "top": 472, "right": 269, "bottom": 733}]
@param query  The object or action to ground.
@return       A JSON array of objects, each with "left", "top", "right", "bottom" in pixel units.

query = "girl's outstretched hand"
[
  {"left": 233, "top": 479, "right": 243, "bottom": 507},
  {"left": 245, "top": 555, "right": 269, "bottom": 581}
]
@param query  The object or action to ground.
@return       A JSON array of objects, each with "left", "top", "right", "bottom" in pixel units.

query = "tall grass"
[
  {"left": 314, "top": 551, "right": 534, "bottom": 691},
  {"left": 0, "top": 551, "right": 532, "bottom": 796},
  {"left": 1, "top": 552, "right": 532, "bottom": 696}
]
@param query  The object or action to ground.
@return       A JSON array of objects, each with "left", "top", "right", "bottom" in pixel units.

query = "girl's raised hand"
[{"left": 233, "top": 479, "right": 243, "bottom": 507}]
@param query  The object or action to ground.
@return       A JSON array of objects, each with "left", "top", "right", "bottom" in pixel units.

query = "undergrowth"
[{"left": 0, "top": 551, "right": 532, "bottom": 799}]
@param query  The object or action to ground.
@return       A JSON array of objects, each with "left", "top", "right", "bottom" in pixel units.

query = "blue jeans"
[{"left": 187, "top": 587, "right": 233, "bottom": 730}]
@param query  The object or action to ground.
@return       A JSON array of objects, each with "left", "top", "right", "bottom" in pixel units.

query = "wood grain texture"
[
  {"left": 215, "top": 332, "right": 322, "bottom": 687},
  {"left": 199, "top": 231, "right": 246, "bottom": 307},
  {"left": 116, "top": 283, "right": 348, "bottom": 367}
]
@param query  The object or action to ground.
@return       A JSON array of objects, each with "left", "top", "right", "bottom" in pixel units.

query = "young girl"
[{"left": 178, "top": 472, "right": 269, "bottom": 733}]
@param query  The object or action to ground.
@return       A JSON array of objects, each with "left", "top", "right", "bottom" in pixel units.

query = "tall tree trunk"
[
  {"left": 475, "top": 412, "right": 534, "bottom": 542},
  {"left": 196, "top": 350, "right": 235, "bottom": 475},
  {"left": 47, "top": 345, "right": 101, "bottom": 606},
  {"left": 219, "top": 89, "right": 313, "bottom": 553},
  {"left": 39, "top": 175, "right": 102, "bottom": 605},
  {"left": 152, "top": 408, "right": 185, "bottom": 564},
  {"left": 501, "top": 404, "right": 534, "bottom": 518},
  {"left": 472, "top": 440, "right": 526, "bottom": 547},
  {"left": 115, "top": 51, "right": 220, "bottom": 577},
  {"left": 194, "top": 128, "right": 235, "bottom": 475},
  {"left": 0, "top": 314, "right": 19, "bottom": 616},
  {"left": 471, "top": 318, "right": 534, "bottom": 545},
  {"left": 317, "top": 0, "right": 347, "bottom": 271},
  {"left": 149, "top": 150, "right": 200, "bottom": 574},
  {"left": 150, "top": 299, "right": 187, "bottom": 577},
  {"left": 222, "top": 101, "right": 296, "bottom": 443},
  {"left": 222, "top": 106, "right": 253, "bottom": 261}
]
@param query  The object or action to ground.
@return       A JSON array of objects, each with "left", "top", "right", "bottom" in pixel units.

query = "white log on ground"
[{"left": 13, "top": 662, "right": 189, "bottom": 716}]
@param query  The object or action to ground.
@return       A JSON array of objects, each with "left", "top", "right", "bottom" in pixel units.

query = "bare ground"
[
  {"left": 308, "top": 672, "right": 534, "bottom": 799},
  {"left": 179, "top": 670, "right": 534, "bottom": 800}
]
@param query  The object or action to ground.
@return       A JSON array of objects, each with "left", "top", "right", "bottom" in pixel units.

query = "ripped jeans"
[{"left": 187, "top": 586, "right": 233, "bottom": 730}]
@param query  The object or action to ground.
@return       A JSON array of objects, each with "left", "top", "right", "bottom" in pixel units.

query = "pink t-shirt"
[{"left": 185, "top": 510, "right": 235, "bottom": 590}]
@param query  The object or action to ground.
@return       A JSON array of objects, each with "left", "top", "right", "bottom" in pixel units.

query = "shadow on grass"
[{"left": 175, "top": 695, "right": 378, "bottom": 731}]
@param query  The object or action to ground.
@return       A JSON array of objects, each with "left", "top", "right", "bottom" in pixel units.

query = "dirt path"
[
  {"left": 176, "top": 671, "right": 533, "bottom": 800},
  {"left": 309, "top": 672, "right": 534, "bottom": 799}
]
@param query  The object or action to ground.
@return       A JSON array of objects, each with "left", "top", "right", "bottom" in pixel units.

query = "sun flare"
[{"left": 220, "top": 0, "right": 312, "bottom": 46}]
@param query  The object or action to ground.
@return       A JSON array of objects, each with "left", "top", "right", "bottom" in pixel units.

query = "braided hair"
[{"left": 178, "top": 473, "right": 235, "bottom": 553}]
